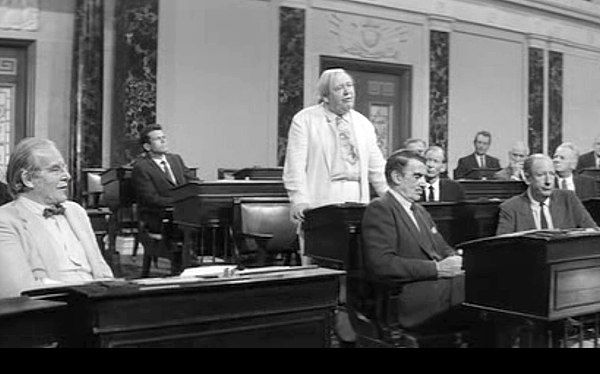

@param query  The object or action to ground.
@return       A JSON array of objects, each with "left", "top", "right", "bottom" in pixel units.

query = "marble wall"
[
  {"left": 548, "top": 51, "right": 563, "bottom": 155},
  {"left": 277, "top": 6, "right": 305, "bottom": 166},
  {"left": 429, "top": 30, "right": 449, "bottom": 154},
  {"left": 111, "top": 0, "right": 158, "bottom": 166},
  {"left": 528, "top": 47, "right": 544, "bottom": 154}
]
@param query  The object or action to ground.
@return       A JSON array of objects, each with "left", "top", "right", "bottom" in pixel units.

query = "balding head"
[{"left": 524, "top": 154, "right": 556, "bottom": 202}]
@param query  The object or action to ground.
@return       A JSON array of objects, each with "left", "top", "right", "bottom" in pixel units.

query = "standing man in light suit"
[
  {"left": 283, "top": 68, "right": 388, "bottom": 346},
  {"left": 0, "top": 138, "right": 114, "bottom": 299}
]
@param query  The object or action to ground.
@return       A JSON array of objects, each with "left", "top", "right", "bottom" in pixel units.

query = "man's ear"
[
  {"left": 21, "top": 170, "right": 34, "bottom": 189},
  {"left": 142, "top": 143, "right": 150, "bottom": 152},
  {"left": 391, "top": 170, "right": 402, "bottom": 185},
  {"left": 322, "top": 96, "right": 329, "bottom": 104}
]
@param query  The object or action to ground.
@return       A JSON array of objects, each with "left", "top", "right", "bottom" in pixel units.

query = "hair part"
[
  {"left": 7, "top": 137, "right": 57, "bottom": 195},
  {"left": 139, "top": 124, "right": 163, "bottom": 147},
  {"left": 385, "top": 149, "right": 426, "bottom": 185}
]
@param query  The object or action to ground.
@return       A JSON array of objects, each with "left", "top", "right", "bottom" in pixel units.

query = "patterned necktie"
[
  {"left": 428, "top": 185, "right": 435, "bottom": 202},
  {"left": 43, "top": 204, "right": 66, "bottom": 218},
  {"left": 160, "top": 160, "right": 176, "bottom": 184},
  {"left": 336, "top": 116, "right": 358, "bottom": 165},
  {"left": 539, "top": 202, "right": 548, "bottom": 229}
]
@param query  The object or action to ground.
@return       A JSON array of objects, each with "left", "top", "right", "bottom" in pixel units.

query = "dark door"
[{"left": 0, "top": 41, "right": 31, "bottom": 173}]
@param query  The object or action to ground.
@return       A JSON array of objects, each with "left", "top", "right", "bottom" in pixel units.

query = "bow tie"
[{"left": 43, "top": 204, "right": 66, "bottom": 218}]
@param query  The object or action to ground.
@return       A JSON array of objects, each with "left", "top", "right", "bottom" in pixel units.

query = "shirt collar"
[
  {"left": 19, "top": 196, "right": 59, "bottom": 216},
  {"left": 527, "top": 188, "right": 551, "bottom": 208},
  {"left": 322, "top": 104, "right": 350, "bottom": 124},
  {"left": 426, "top": 178, "right": 440, "bottom": 190},
  {"left": 389, "top": 189, "right": 414, "bottom": 212}
]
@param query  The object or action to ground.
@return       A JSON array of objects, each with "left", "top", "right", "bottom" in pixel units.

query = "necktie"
[
  {"left": 480, "top": 156, "right": 486, "bottom": 168},
  {"left": 561, "top": 178, "right": 568, "bottom": 190},
  {"left": 336, "top": 116, "right": 358, "bottom": 165},
  {"left": 410, "top": 204, "right": 442, "bottom": 261},
  {"left": 428, "top": 185, "right": 435, "bottom": 202},
  {"left": 539, "top": 202, "right": 548, "bottom": 229},
  {"left": 160, "top": 160, "right": 176, "bottom": 184},
  {"left": 43, "top": 204, "right": 66, "bottom": 218}
]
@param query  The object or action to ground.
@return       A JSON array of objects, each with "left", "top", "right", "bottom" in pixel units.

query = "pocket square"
[{"left": 431, "top": 226, "right": 438, "bottom": 234}]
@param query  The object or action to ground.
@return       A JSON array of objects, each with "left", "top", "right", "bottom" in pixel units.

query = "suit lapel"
[
  {"left": 320, "top": 110, "right": 336, "bottom": 175},
  {"left": 166, "top": 154, "right": 181, "bottom": 186},
  {"left": 388, "top": 194, "right": 439, "bottom": 260},
  {"left": 350, "top": 111, "right": 368, "bottom": 175},
  {"left": 146, "top": 155, "right": 176, "bottom": 186},
  {"left": 519, "top": 193, "right": 538, "bottom": 229}
]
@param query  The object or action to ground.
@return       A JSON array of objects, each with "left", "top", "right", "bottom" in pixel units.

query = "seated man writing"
[
  {"left": 496, "top": 154, "right": 598, "bottom": 235},
  {"left": 361, "top": 150, "right": 464, "bottom": 332},
  {"left": 0, "top": 138, "right": 114, "bottom": 299}
]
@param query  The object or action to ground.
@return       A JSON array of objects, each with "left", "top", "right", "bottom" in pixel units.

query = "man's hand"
[
  {"left": 436, "top": 255, "right": 463, "bottom": 278},
  {"left": 291, "top": 203, "right": 310, "bottom": 223}
]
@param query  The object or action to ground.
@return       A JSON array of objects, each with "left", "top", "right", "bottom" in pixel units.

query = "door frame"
[
  {"left": 0, "top": 38, "right": 35, "bottom": 142},
  {"left": 320, "top": 55, "right": 412, "bottom": 152}
]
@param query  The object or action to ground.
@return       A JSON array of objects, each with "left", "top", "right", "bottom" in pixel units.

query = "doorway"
[
  {"left": 320, "top": 56, "right": 412, "bottom": 158},
  {"left": 0, "top": 39, "right": 33, "bottom": 179}
]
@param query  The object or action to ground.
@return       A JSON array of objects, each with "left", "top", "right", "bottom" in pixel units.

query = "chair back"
[{"left": 232, "top": 197, "right": 299, "bottom": 266}]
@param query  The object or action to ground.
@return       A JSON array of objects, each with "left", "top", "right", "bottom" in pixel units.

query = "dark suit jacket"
[
  {"left": 576, "top": 151, "right": 598, "bottom": 173},
  {"left": 572, "top": 174, "right": 598, "bottom": 200},
  {"left": 454, "top": 153, "right": 501, "bottom": 180},
  {"left": 132, "top": 153, "right": 198, "bottom": 231},
  {"left": 496, "top": 189, "right": 597, "bottom": 235},
  {"left": 361, "top": 192, "right": 462, "bottom": 329},
  {"left": 439, "top": 178, "right": 466, "bottom": 202}
]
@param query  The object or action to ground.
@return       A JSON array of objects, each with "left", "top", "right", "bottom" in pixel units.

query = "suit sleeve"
[
  {"left": 496, "top": 202, "right": 517, "bottom": 235},
  {"left": 569, "top": 192, "right": 598, "bottom": 228},
  {"left": 361, "top": 200, "right": 438, "bottom": 281},
  {"left": 132, "top": 162, "right": 175, "bottom": 208},
  {"left": 0, "top": 218, "right": 39, "bottom": 298},
  {"left": 175, "top": 154, "right": 199, "bottom": 183},
  {"left": 454, "top": 158, "right": 468, "bottom": 180},
  {"left": 282, "top": 114, "right": 310, "bottom": 208}
]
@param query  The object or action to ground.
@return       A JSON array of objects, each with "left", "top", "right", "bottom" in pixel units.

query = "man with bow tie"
[
  {"left": 0, "top": 138, "right": 114, "bottom": 299},
  {"left": 361, "top": 150, "right": 465, "bottom": 334}
]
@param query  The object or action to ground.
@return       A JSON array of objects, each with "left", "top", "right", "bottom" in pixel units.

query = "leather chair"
[{"left": 232, "top": 197, "right": 300, "bottom": 268}]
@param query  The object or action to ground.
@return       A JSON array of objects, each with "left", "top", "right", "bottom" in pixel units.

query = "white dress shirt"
[
  {"left": 425, "top": 179, "right": 440, "bottom": 202},
  {"left": 527, "top": 189, "right": 554, "bottom": 230},
  {"left": 389, "top": 189, "right": 420, "bottom": 231}
]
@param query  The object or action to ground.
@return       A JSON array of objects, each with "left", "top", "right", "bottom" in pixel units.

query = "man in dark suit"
[
  {"left": 575, "top": 135, "right": 600, "bottom": 172},
  {"left": 422, "top": 146, "right": 465, "bottom": 202},
  {"left": 132, "top": 124, "right": 198, "bottom": 233},
  {"left": 496, "top": 154, "right": 597, "bottom": 235},
  {"left": 361, "top": 150, "right": 464, "bottom": 330},
  {"left": 454, "top": 130, "right": 501, "bottom": 180},
  {"left": 553, "top": 142, "right": 598, "bottom": 201}
]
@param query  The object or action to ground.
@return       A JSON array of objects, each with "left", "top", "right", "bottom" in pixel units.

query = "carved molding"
[
  {"left": 329, "top": 13, "right": 408, "bottom": 60},
  {"left": 0, "top": 0, "right": 38, "bottom": 31}
]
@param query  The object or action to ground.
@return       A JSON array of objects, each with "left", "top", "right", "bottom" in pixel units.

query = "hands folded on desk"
[{"left": 435, "top": 255, "right": 463, "bottom": 278}]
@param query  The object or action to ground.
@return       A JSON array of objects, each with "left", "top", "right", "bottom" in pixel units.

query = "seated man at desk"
[
  {"left": 132, "top": 124, "right": 198, "bottom": 233},
  {"left": 496, "top": 154, "right": 597, "bottom": 235},
  {"left": 0, "top": 138, "right": 114, "bottom": 299},
  {"left": 422, "top": 146, "right": 465, "bottom": 202},
  {"left": 454, "top": 130, "right": 501, "bottom": 180},
  {"left": 361, "top": 150, "right": 464, "bottom": 330},
  {"left": 553, "top": 142, "right": 598, "bottom": 200},
  {"left": 493, "top": 140, "right": 529, "bottom": 182}
]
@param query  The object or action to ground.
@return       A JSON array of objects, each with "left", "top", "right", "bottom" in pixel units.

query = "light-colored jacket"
[
  {"left": 0, "top": 197, "right": 114, "bottom": 298},
  {"left": 283, "top": 104, "right": 388, "bottom": 210}
]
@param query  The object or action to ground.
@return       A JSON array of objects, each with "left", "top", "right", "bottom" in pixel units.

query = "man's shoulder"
[
  {"left": 293, "top": 105, "right": 322, "bottom": 119},
  {"left": 499, "top": 193, "right": 527, "bottom": 209},
  {"left": 457, "top": 154, "right": 473, "bottom": 162}
]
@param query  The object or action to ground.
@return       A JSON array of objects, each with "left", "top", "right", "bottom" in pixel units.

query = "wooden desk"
[
  {"left": 233, "top": 167, "right": 283, "bottom": 180},
  {"left": 172, "top": 180, "right": 287, "bottom": 268},
  {"left": 303, "top": 200, "right": 501, "bottom": 268},
  {"left": 457, "top": 180, "right": 526, "bottom": 201},
  {"left": 461, "top": 229, "right": 600, "bottom": 347},
  {"left": 25, "top": 267, "right": 343, "bottom": 348},
  {"left": 584, "top": 198, "right": 600, "bottom": 226},
  {"left": 0, "top": 296, "right": 67, "bottom": 348}
]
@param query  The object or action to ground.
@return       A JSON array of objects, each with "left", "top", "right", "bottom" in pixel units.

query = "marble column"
[
  {"left": 277, "top": 6, "right": 305, "bottom": 166},
  {"left": 429, "top": 30, "right": 449, "bottom": 154},
  {"left": 111, "top": 0, "right": 158, "bottom": 166},
  {"left": 528, "top": 47, "right": 544, "bottom": 154},
  {"left": 548, "top": 51, "right": 563, "bottom": 155},
  {"left": 69, "top": 0, "right": 104, "bottom": 201}
]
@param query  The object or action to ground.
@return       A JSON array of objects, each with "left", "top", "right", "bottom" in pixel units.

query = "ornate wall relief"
[{"left": 0, "top": 0, "right": 38, "bottom": 31}]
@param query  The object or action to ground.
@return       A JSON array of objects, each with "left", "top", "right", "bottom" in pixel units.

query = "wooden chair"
[
  {"left": 347, "top": 237, "right": 472, "bottom": 348},
  {"left": 231, "top": 197, "right": 300, "bottom": 268},
  {"left": 137, "top": 208, "right": 183, "bottom": 277}
]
